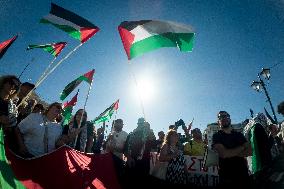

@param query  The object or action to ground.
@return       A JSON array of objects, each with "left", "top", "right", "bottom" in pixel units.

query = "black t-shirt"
[
  {"left": 254, "top": 123, "right": 272, "bottom": 168},
  {"left": 0, "top": 98, "right": 9, "bottom": 117},
  {"left": 212, "top": 130, "right": 248, "bottom": 178}
]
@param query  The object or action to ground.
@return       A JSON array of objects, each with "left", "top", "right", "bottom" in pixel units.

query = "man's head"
[
  {"left": 169, "top": 125, "right": 175, "bottom": 130},
  {"left": 114, "top": 119, "right": 123, "bottom": 132},
  {"left": 18, "top": 82, "right": 35, "bottom": 99},
  {"left": 158, "top": 131, "right": 165, "bottom": 140},
  {"left": 137, "top": 117, "right": 145, "bottom": 127},
  {"left": 217, "top": 111, "right": 231, "bottom": 129},
  {"left": 32, "top": 103, "right": 44, "bottom": 113},
  {"left": 277, "top": 101, "right": 284, "bottom": 116},
  {"left": 191, "top": 128, "right": 202, "bottom": 140}
]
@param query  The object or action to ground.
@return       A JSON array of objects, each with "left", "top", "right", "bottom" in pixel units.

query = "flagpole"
[
  {"left": 127, "top": 61, "right": 146, "bottom": 120},
  {"left": 18, "top": 57, "right": 35, "bottom": 79},
  {"left": 17, "top": 43, "right": 83, "bottom": 109},
  {"left": 74, "top": 70, "right": 94, "bottom": 146},
  {"left": 36, "top": 56, "right": 57, "bottom": 87}
]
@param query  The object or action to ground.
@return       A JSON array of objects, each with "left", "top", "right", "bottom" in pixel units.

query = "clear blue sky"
[{"left": 1, "top": 0, "right": 284, "bottom": 136}]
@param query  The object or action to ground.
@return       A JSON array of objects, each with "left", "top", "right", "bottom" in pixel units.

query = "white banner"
[{"left": 150, "top": 152, "right": 219, "bottom": 187}]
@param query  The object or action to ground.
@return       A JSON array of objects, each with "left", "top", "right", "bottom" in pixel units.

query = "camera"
[{"left": 174, "top": 119, "right": 186, "bottom": 130}]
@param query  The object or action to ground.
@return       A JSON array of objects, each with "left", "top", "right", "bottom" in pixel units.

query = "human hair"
[
  {"left": 115, "top": 118, "right": 123, "bottom": 124},
  {"left": 0, "top": 75, "right": 21, "bottom": 97},
  {"left": 21, "top": 82, "right": 35, "bottom": 89},
  {"left": 163, "top": 129, "right": 178, "bottom": 146},
  {"left": 73, "top": 109, "right": 87, "bottom": 127},
  {"left": 33, "top": 103, "right": 44, "bottom": 111},
  {"left": 277, "top": 101, "right": 284, "bottom": 114},
  {"left": 44, "top": 102, "right": 62, "bottom": 115},
  {"left": 217, "top": 111, "right": 230, "bottom": 118}
]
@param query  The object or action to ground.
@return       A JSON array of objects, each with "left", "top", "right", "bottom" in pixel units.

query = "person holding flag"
[{"left": 64, "top": 109, "right": 94, "bottom": 153}]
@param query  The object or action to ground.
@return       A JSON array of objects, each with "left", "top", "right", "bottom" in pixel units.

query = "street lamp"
[{"left": 251, "top": 68, "right": 278, "bottom": 123}]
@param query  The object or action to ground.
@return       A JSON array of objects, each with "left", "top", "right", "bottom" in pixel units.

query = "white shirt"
[
  {"left": 18, "top": 113, "right": 62, "bottom": 157},
  {"left": 107, "top": 130, "right": 128, "bottom": 159}
]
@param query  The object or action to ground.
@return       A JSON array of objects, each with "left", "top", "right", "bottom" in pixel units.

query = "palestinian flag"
[
  {"left": 0, "top": 128, "right": 121, "bottom": 189},
  {"left": 60, "top": 69, "right": 95, "bottom": 101},
  {"left": 27, "top": 42, "right": 67, "bottom": 57},
  {"left": 40, "top": 3, "right": 99, "bottom": 43},
  {"left": 0, "top": 128, "right": 26, "bottom": 189},
  {"left": 92, "top": 99, "right": 119, "bottom": 124},
  {"left": 118, "top": 20, "right": 195, "bottom": 60},
  {"left": 62, "top": 91, "right": 78, "bottom": 126},
  {"left": 0, "top": 35, "right": 18, "bottom": 59}
]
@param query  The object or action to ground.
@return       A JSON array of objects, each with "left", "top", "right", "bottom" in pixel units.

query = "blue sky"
[{"left": 1, "top": 0, "right": 284, "bottom": 136}]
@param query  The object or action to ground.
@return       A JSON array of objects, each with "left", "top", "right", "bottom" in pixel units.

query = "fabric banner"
[
  {"left": 3, "top": 144, "right": 120, "bottom": 189},
  {"left": 149, "top": 152, "right": 219, "bottom": 187}
]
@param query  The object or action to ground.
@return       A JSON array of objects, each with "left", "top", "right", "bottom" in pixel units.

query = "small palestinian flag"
[
  {"left": 27, "top": 42, "right": 67, "bottom": 57},
  {"left": 60, "top": 69, "right": 95, "bottom": 101},
  {"left": 62, "top": 91, "right": 78, "bottom": 126},
  {"left": 41, "top": 3, "right": 99, "bottom": 43},
  {"left": 0, "top": 35, "right": 18, "bottom": 59},
  {"left": 118, "top": 20, "right": 195, "bottom": 60},
  {"left": 92, "top": 99, "right": 119, "bottom": 124}
]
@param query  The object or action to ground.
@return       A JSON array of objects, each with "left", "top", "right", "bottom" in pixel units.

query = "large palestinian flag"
[
  {"left": 40, "top": 3, "right": 99, "bottom": 43},
  {"left": 60, "top": 69, "right": 95, "bottom": 101},
  {"left": 0, "top": 128, "right": 121, "bottom": 189},
  {"left": 92, "top": 99, "right": 119, "bottom": 124},
  {"left": 27, "top": 42, "right": 67, "bottom": 57},
  {"left": 118, "top": 20, "right": 195, "bottom": 60},
  {"left": 0, "top": 35, "right": 18, "bottom": 59}
]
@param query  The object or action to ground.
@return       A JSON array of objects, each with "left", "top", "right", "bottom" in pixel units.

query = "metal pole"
[{"left": 258, "top": 75, "right": 278, "bottom": 123}]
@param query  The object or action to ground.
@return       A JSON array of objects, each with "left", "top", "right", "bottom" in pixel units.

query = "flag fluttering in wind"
[
  {"left": 40, "top": 3, "right": 100, "bottom": 43},
  {"left": 62, "top": 91, "right": 78, "bottom": 126},
  {"left": 118, "top": 20, "right": 195, "bottom": 60},
  {"left": 27, "top": 42, "right": 67, "bottom": 57},
  {"left": 60, "top": 69, "right": 95, "bottom": 101},
  {"left": 0, "top": 128, "right": 26, "bottom": 189},
  {"left": 92, "top": 100, "right": 119, "bottom": 124},
  {"left": 0, "top": 35, "right": 18, "bottom": 59}
]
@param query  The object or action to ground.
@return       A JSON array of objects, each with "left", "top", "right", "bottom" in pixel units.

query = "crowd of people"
[{"left": 1, "top": 74, "right": 284, "bottom": 189}]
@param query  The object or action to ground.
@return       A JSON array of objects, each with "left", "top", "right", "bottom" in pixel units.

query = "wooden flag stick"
[
  {"left": 17, "top": 43, "right": 83, "bottom": 109},
  {"left": 127, "top": 61, "right": 146, "bottom": 120}
]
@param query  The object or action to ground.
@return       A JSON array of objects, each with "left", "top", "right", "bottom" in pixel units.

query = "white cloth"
[
  {"left": 107, "top": 130, "right": 128, "bottom": 159},
  {"left": 18, "top": 113, "right": 62, "bottom": 157}
]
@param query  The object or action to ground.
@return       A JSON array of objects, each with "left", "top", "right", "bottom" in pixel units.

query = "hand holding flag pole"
[{"left": 74, "top": 69, "right": 95, "bottom": 146}]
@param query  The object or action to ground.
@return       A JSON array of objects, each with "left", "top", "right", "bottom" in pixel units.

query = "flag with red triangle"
[
  {"left": 27, "top": 42, "right": 67, "bottom": 57},
  {"left": 60, "top": 69, "right": 95, "bottom": 101},
  {"left": 62, "top": 91, "right": 79, "bottom": 126},
  {"left": 0, "top": 35, "right": 18, "bottom": 59},
  {"left": 40, "top": 3, "right": 99, "bottom": 43}
]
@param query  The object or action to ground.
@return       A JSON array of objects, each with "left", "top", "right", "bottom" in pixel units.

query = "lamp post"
[{"left": 251, "top": 68, "right": 278, "bottom": 123}]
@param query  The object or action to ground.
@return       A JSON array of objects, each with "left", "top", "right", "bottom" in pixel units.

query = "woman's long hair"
[
  {"left": 72, "top": 109, "right": 87, "bottom": 128},
  {"left": 0, "top": 75, "right": 20, "bottom": 99},
  {"left": 163, "top": 129, "right": 178, "bottom": 146}
]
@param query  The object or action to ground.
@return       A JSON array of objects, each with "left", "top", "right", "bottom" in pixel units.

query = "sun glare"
[{"left": 135, "top": 76, "right": 156, "bottom": 102}]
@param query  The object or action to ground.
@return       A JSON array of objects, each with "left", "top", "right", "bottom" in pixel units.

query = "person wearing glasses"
[
  {"left": 16, "top": 102, "right": 63, "bottom": 158},
  {"left": 0, "top": 75, "right": 21, "bottom": 129},
  {"left": 0, "top": 75, "right": 21, "bottom": 153},
  {"left": 212, "top": 111, "right": 251, "bottom": 189}
]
